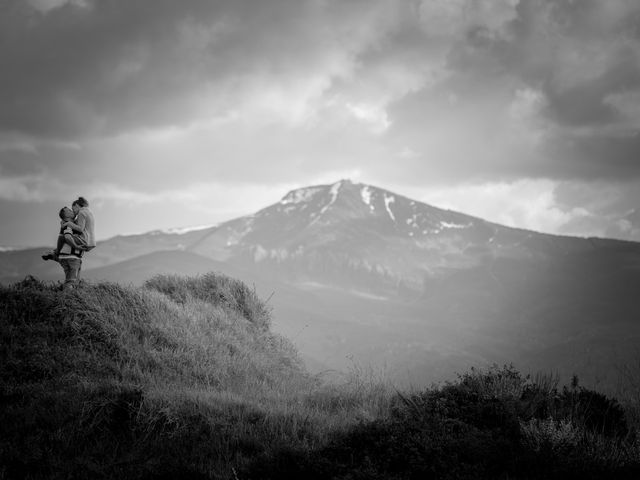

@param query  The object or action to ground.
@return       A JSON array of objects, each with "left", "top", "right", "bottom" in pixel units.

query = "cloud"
[
  {"left": 4, "top": 0, "right": 638, "bottom": 182},
  {"left": 549, "top": 179, "right": 640, "bottom": 240},
  {"left": 417, "top": 179, "right": 591, "bottom": 235},
  {"left": 346, "top": 103, "right": 391, "bottom": 133},
  {"left": 0, "top": 133, "right": 38, "bottom": 155},
  {"left": 0, "top": 0, "right": 414, "bottom": 139},
  {"left": 2, "top": 0, "right": 640, "bottom": 247},
  {"left": 418, "top": 0, "right": 518, "bottom": 37},
  {"left": 380, "top": 0, "right": 640, "bottom": 183},
  {"left": 499, "top": 0, "right": 640, "bottom": 128},
  {"left": 27, "top": 0, "right": 90, "bottom": 13}
]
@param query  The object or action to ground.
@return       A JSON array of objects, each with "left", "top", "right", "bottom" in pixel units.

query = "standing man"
[{"left": 58, "top": 246, "right": 83, "bottom": 290}]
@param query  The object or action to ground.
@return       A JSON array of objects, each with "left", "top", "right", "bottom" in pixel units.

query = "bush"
[
  {"left": 557, "top": 385, "right": 629, "bottom": 438},
  {"left": 250, "top": 365, "right": 640, "bottom": 480}
]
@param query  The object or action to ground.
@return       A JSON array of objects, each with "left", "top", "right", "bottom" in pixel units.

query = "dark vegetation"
[
  {"left": 1, "top": 274, "right": 639, "bottom": 479},
  {"left": 255, "top": 367, "right": 639, "bottom": 480}
]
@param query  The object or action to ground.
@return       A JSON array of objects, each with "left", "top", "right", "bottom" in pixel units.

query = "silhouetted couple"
[{"left": 42, "top": 197, "right": 96, "bottom": 289}]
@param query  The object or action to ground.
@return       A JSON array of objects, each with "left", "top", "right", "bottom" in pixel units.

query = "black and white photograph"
[{"left": 2, "top": 0, "right": 640, "bottom": 478}]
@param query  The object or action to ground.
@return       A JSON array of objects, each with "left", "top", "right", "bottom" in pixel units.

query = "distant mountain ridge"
[
  {"left": 184, "top": 179, "right": 635, "bottom": 294},
  {"left": 2, "top": 180, "right": 640, "bottom": 389},
  {"left": 3, "top": 179, "right": 629, "bottom": 283}
]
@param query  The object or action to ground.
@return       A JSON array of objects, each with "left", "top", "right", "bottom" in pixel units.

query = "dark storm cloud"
[
  {"left": 550, "top": 131, "right": 640, "bottom": 179},
  {"left": 500, "top": 0, "right": 640, "bottom": 181},
  {"left": 0, "top": 0, "right": 421, "bottom": 197},
  {"left": 2, "top": 0, "right": 640, "bottom": 244},
  {"left": 1, "top": 0, "right": 639, "bottom": 194},
  {"left": 382, "top": 0, "right": 640, "bottom": 183},
  {"left": 0, "top": 151, "right": 43, "bottom": 176},
  {"left": 501, "top": 0, "right": 640, "bottom": 127},
  {"left": 0, "top": 0, "right": 372, "bottom": 139},
  {"left": 541, "top": 45, "right": 640, "bottom": 126}
]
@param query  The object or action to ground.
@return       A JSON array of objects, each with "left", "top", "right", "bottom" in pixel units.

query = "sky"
[{"left": 1, "top": 0, "right": 640, "bottom": 247}]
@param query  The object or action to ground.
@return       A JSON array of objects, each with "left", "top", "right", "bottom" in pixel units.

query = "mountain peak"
[
  {"left": 275, "top": 180, "right": 446, "bottom": 233},
  {"left": 280, "top": 179, "right": 357, "bottom": 205},
  {"left": 280, "top": 185, "right": 325, "bottom": 205}
]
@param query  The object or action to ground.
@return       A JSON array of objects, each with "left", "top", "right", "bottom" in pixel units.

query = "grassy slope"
[
  {"left": 0, "top": 274, "right": 390, "bottom": 479},
  {"left": 1, "top": 273, "right": 639, "bottom": 479}
]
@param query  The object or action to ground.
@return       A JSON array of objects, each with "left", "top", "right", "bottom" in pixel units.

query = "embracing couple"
[{"left": 42, "top": 196, "right": 96, "bottom": 289}]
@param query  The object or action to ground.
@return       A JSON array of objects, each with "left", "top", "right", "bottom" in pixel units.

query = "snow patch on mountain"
[
  {"left": 361, "top": 186, "right": 375, "bottom": 212},
  {"left": 308, "top": 182, "right": 342, "bottom": 226},
  {"left": 440, "top": 221, "right": 468, "bottom": 229},
  {"left": 281, "top": 186, "right": 323, "bottom": 205},
  {"left": 328, "top": 181, "right": 341, "bottom": 204},
  {"left": 282, "top": 205, "right": 298, "bottom": 214},
  {"left": 406, "top": 214, "right": 420, "bottom": 228},
  {"left": 384, "top": 194, "right": 396, "bottom": 221},
  {"left": 318, "top": 182, "right": 341, "bottom": 216}
]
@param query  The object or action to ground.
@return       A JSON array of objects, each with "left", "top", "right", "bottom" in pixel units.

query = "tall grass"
[
  {"left": 145, "top": 272, "right": 271, "bottom": 330},
  {"left": 0, "top": 274, "right": 393, "bottom": 479}
]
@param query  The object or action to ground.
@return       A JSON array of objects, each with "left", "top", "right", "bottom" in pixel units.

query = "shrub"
[
  {"left": 250, "top": 365, "right": 640, "bottom": 480},
  {"left": 557, "top": 385, "right": 629, "bottom": 438},
  {"left": 520, "top": 417, "right": 580, "bottom": 455}
]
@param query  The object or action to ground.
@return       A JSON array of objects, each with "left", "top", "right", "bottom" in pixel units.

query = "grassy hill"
[
  {"left": 1, "top": 273, "right": 640, "bottom": 479},
  {"left": 0, "top": 274, "right": 390, "bottom": 479}
]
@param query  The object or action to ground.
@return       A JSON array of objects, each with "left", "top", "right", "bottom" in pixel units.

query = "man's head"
[{"left": 58, "top": 207, "right": 74, "bottom": 221}]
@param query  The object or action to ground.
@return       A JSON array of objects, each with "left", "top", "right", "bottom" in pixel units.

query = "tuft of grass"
[{"left": 145, "top": 272, "right": 271, "bottom": 330}]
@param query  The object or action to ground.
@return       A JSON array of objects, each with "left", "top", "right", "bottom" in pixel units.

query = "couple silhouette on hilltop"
[{"left": 42, "top": 196, "right": 96, "bottom": 290}]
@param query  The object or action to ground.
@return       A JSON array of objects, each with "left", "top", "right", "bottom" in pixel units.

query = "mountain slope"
[
  {"left": 2, "top": 179, "right": 631, "bottom": 290},
  {"left": 178, "top": 182, "right": 640, "bottom": 387},
  {"left": 186, "top": 179, "right": 634, "bottom": 294},
  {"left": 2, "top": 180, "right": 640, "bottom": 390}
]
